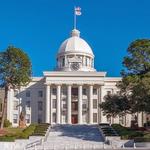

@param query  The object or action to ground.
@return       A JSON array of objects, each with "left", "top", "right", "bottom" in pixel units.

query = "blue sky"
[{"left": 0, "top": 0, "right": 150, "bottom": 77}]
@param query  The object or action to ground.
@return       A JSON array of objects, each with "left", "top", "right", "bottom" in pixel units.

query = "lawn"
[
  {"left": 0, "top": 123, "right": 49, "bottom": 142},
  {"left": 5, "top": 127, "right": 23, "bottom": 135}
]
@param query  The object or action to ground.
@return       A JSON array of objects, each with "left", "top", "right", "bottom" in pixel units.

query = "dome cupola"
[{"left": 56, "top": 29, "right": 96, "bottom": 72}]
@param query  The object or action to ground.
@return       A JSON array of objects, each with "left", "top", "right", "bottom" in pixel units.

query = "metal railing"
[{"left": 24, "top": 125, "right": 51, "bottom": 150}]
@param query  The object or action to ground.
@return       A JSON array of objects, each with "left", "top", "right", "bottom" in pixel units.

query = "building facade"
[{"left": 7, "top": 29, "right": 144, "bottom": 127}]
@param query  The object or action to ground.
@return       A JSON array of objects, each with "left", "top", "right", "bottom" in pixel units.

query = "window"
[
  {"left": 119, "top": 115, "right": 125, "bottom": 125},
  {"left": 26, "top": 91, "right": 30, "bottom": 97},
  {"left": 93, "top": 99, "right": 97, "bottom": 109},
  {"left": 107, "top": 91, "right": 111, "bottom": 95},
  {"left": 82, "top": 103, "right": 87, "bottom": 109},
  {"left": 38, "top": 114, "right": 42, "bottom": 123},
  {"left": 82, "top": 99, "right": 87, "bottom": 109},
  {"left": 52, "top": 99, "right": 56, "bottom": 109},
  {"left": 52, "top": 88, "right": 57, "bottom": 95},
  {"left": 62, "top": 87, "right": 67, "bottom": 95},
  {"left": 107, "top": 115, "right": 111, "bottom": 123},
  {"left": 53, "top": 113, "right": 56, "bottom": 122},
  {"left": 83, "top": 88, "right": 87, "bottom": 95},
  {"left": 26, "top": 101, "right": 30, "bottom": 110},
  {"left": 72, "top": 88, "right": 78, "bottom": 96},
  {"left": 26, "top": 114, "right": 30, "bottom": 124},
  {"left": 85, "top": 57, "right": 88, "bottom": 66},
  {"left": 38, "top": 91, "right": 43, "bottom": 97},
  {"left": 93, "top": 113, "right": 97, "bottom": 123},
  {"left": 93, "top": 88, "right": 97, "bottom": 95},
  {"left": 63, "top": 103, "right": 67, "bottom": 109},
  {"left": 62, "top": 58, "right": 65, "bottom": 67},
  {"left": 13, "top": 101, "right": 19, "bottom": 110},
  {"left": 13, "top": 114, "right": 18, "bottom": 123},
  {"left": 38, "top": 101, "right": 43, "bottom": 111}
]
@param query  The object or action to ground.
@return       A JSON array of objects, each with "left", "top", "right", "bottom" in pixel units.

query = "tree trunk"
[
  {"left": 0, "top": 86, "right": 8, "bottom": 129},
  {"left": 125, "top": 114, "right": 127, "bottom": 127}
]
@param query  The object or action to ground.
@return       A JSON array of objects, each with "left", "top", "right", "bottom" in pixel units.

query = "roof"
[{"left": 58, "top": 29, "right": 94, "bottom": 56}]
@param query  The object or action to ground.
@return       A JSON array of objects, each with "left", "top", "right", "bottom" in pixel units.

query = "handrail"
[{"left": 25, "top": 125, "right": 51, "bottom": 149}]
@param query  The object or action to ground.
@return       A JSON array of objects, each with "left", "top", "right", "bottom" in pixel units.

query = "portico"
[{"left": 44, "top": 71, "right": 106, "bottom": 125}]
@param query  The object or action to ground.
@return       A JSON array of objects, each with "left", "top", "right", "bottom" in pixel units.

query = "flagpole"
[{"left": 74, "top": 6, "right": 76, "bottom": 29}]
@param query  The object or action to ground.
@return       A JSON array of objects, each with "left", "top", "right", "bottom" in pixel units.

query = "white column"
[
  {"left": 89, "top": 85, "right": 93, "bottom": 124},
  {"left": 78, "top": 85, "right": 82, "bottom": 124},
  {"left": 98, "top": 86, "right": 102, "bottom": 124},
  {"left": 56, "top": 85, "right": 61, "bottom": 124},
  {"left": 83, "top": 56, "right": 86, "bottom": 66},
  {"left": 46, "top": 85, "right": 50, "bottom": 123},
  {"left": 7, "top": 89, "right": 13, "bottom": 123},
  {"left": 67, "top": 85, "right": 72, "bottom": 124}
]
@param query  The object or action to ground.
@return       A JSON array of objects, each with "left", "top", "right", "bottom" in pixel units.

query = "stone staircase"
[{"left": 37, "top": 125, "right": 106, "bottom": 150}]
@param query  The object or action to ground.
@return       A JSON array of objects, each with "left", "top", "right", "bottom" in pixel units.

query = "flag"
[{"left": 75, "top": 7, "right": 81, "bottom": 16}]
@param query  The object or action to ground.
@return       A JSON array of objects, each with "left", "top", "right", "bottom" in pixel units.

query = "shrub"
[
  {"left": 15, "top": 124, "right": 36, "bottom": 139},
  {"left": 4, "top": 119, "right": 12, "bottom": 127},
  {"left": 134, "top": 137, "right": 150, "bottom": 142},
  {"left": 112, "top": 124, "right": 144, "bottom": 139},
  {"left": 0, "top": 136, "right": 15, "bottom": 142}
]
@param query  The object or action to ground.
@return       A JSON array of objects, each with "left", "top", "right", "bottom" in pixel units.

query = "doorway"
[{"left": 72, "top": 115, "right": 78, "bottom": 124}]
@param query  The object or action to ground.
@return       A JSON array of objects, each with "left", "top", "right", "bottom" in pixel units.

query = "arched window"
[
  {"left": 62, "top": 57, "right": 65, "bottom": 67},
  {"left": 85, "top": 57, "right": 88, "bottom": 66}
]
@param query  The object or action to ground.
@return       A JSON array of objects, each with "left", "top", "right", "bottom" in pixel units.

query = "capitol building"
[{"left": 7, "top": 28, "right": 143, "bottom": 127}]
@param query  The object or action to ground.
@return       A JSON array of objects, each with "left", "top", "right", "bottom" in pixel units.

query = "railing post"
[
  {"left": 103, "top": 143, "right": 105, "bottom": 149},
  {"left": 122, "top": 143, "right": 125, "bottom": 149},
  {"left": 34, "top": 144, "right": 37, "bottom": 150},
  {"left": 134, "top": 142, "right": 136, "bottom": 149}
]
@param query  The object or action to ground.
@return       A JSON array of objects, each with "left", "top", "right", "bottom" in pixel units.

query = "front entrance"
[{"left": 72, "top": 115, "right": 78, "bottom": 124}]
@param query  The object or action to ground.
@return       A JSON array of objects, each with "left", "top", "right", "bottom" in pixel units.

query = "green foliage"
[
  {"left": 118, "top": 39, "right": 150, "bottom": 114},
  {"left": 0, "top": 136, "right": 15, "bottom": 142},
  {"left": 16, "top": 124, "right": 36, "bottom": 139},
  {"left": 112, "top": 124, "right": 144, "bottom": 139},
  {"left": 123, "top": 39, "right": 150, "bottom": 75},
  {"left": 32, "top": 123, "right": 49, "bottom": 136},
  {"left": 0, "top": 123, "right": 50, "bottom": 141},
  {"left": 134, "top": 137, "right": 150, "bottom": 142},
  {"left": 0, "top": 46, "right": 32, "bottom": 128},
  {"left": 0, "top": 46, "right": 32, "bottom": 88},
  {"left": 100, "top": 94, "right": 130, "bottom": 117},
  {"left": 0, "top": 124, "right": 36, "bottom": 141},
  {"left": 4, "top": 119, "right": 12, "bottom": 127}
]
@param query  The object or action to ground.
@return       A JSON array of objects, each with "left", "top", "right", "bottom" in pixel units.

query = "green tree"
[
  {"left": 100, "top": 39, "right": 150, "bottom": 126},
  {"left": 0, "top": 46, "right": 31, "bottom": 128},
  {"left": 120, "top": 39, "right": 150, "bottom": 114},
  {"left": 100, "top": 94, "right": 130, "bottom": 121}
]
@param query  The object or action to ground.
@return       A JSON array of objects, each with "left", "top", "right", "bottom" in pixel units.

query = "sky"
[{"left": 0, "top": 0, "right": 150, "bottom": 77}]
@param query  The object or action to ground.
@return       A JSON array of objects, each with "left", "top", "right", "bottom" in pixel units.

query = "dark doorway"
[{"left": 72, "top": 115, "right": 78, "bottom": 124}]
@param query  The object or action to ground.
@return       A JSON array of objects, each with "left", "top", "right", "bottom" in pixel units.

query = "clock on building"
[{"left": 71, "top": 62, "right": 80, "bottom": 71}]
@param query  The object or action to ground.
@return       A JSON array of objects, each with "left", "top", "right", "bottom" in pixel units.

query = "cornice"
[{"left": 43, "top": 71, "right": 107, "bottom": 77}]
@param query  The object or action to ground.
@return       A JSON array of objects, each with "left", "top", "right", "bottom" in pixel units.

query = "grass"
[
  {"left": 5, "top": 127, "right": 23, "bottom": 135},
  {"left": 0, "top": 123, "right": 50, "bottom": 142}
]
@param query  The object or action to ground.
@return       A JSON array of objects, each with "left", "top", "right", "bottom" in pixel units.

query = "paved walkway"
[{"left": 39, "top": 125, "right": 105, "bottom": 149}]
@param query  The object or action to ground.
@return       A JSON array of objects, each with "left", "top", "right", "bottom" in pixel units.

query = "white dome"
[{"left": 58, "top": 29, "right": 94, "bottom": 56}]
